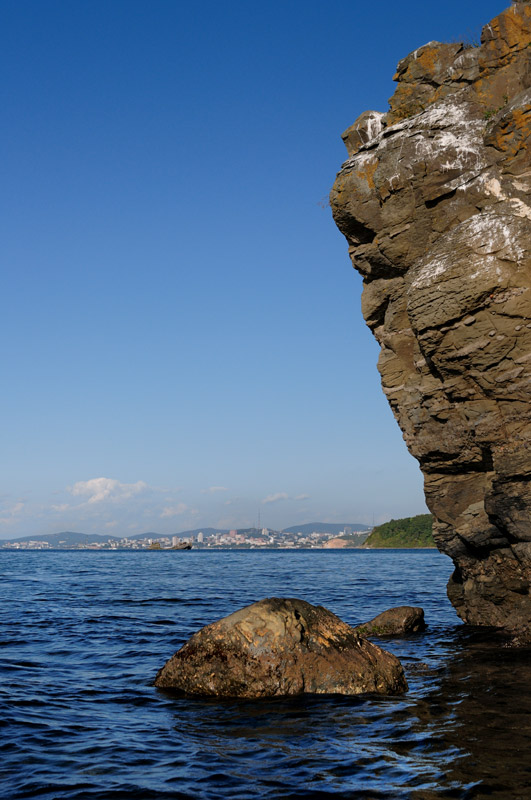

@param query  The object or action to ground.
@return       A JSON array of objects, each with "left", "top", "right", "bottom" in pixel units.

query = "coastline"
[{"left": 0, "top": 546, "right": 439, "bottom": 552}]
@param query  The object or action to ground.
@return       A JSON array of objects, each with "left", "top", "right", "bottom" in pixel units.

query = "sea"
[{"left": 1, "top": 549, "right": 530, "bottom": 800}]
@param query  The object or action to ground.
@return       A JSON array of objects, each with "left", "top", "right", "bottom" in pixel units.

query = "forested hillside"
[{"left": 365, "top": 515, "right": 434, "bottom": 548}]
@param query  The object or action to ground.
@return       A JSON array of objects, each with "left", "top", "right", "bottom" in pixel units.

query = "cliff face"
[{"left": 330, "top": 2, "right": 531, "bottom": 631}]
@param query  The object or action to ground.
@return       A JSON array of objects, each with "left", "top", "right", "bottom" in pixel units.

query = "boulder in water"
[
  {"left": 355, "top": 606, "right": 426, "bottom": 637},
  {"left": 154, "top": 597, "right": 408, "bottom": 697}
]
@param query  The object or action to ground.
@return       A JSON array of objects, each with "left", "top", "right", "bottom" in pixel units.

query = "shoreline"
[{"left": 0, "top": 546, "right": 439, "bottom": 552}]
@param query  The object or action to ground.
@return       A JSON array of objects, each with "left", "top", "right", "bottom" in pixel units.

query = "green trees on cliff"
[{"left": 365, "top": 514, "right": 434, "bottom": 548}]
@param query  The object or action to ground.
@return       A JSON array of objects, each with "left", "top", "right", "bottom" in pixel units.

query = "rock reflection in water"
[
  {"left": 408, "top": 629, "right": 531, "bottom": 800},
  {"left": 162, "top": 628, "right": 531, "bottom": 799}
]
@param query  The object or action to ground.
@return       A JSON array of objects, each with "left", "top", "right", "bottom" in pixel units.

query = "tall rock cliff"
[{"left": 331, "top": 2, "right": 531, "bottom": 631}]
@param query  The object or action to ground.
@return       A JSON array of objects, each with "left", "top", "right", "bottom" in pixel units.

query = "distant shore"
[{"left": 0, "top": 545, "right": 438, "bottom": 552}]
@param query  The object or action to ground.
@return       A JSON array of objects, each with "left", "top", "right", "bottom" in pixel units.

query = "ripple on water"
[{"left": 1, "top": 550, "right": 530, "bottom": 800}]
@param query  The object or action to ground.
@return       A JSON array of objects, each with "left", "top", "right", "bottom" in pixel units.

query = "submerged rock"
[
  {"left": 154, "top": 597, "right": 407, "bottom": 697},
  {"left": 355, "top": 606, "right": 426, "bottom": 637},
  {"left": 330, "top": 2, "right": 531, "bottom": 633}
]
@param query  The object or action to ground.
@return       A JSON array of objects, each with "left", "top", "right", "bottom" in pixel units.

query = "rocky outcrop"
[
  {"left": 154, "top": 597, "right": 407, "bottom": 697},
  {"left": 355, "top": 606, "right": 426, "bottom": 637},
  {"left": 330, "top": 2, "right": 531, "bottom": 632}
]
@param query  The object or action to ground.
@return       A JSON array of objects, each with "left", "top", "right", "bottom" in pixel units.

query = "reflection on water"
[
  {"left": 409, "top": 629, "right": 531, "bottom": 800},
  {"left": 158, "top": 627, "right": 531, "bottom": 799},
  {"left": 0, "top": 550, "right": 530, "bottom": 799}
]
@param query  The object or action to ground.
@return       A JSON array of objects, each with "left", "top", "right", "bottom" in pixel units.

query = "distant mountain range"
[
  {"left": 3, "top": 522, "right": 369, "bottom": 546},
  {"left": 2, "top": 529, "right": 231, "bottom": 546},
  {"left": 5, "top": 531, "right": 116, "bottom": 546},
  {"left": 136, "top": 527, "right": 230, "bottom": 540},
  {"left": 282, "top": 522, "right": 369, "bottom": 535}
]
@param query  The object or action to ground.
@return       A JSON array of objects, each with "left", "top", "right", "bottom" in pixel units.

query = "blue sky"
[{"left": 1, "top": 0, "right": 504, "bottom": 538}]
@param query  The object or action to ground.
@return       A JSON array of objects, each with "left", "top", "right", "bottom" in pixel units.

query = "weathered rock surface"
[
  {"left": 330, "top": 2, "right": 531, "bottom": 632},
  {"left": 154, "top": 597, "right": 407, "bottom": 697},
  {"left": 355, "top": 606, "right": 426, "bottom": 637}
]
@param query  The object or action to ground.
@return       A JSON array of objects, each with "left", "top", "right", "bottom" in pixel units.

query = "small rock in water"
[
  {"left": 154, "top": 597, "right": 408, "bottom": 698},
  {"left": 355, "top": 606, "right": 426, "bottom": 637}
]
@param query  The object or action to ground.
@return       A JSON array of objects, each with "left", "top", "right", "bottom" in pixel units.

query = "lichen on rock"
[{"left": 330, "top": 2, "right": 531, "bottom": 633}]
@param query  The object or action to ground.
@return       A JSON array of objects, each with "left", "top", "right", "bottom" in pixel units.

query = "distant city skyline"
[
  {"left": 2, "top": 521, "right": 372, "bottom": 548},
  {"left": 1, "top": 0, "right": 503, "bottom": 539},
  {"left": 0, "top": 470, "right": 425, "bottom": 539}
]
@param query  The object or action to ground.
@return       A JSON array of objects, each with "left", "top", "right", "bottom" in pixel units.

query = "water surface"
[{"left": 1, "top": 549, "right": 529, "bottom": 799}]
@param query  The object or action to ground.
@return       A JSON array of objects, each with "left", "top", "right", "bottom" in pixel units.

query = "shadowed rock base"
[
  {"left": 154, "top": 597, "right": 407, "bottom": 697},
  {"left": 330, "top": 2, "right": 531, "bottom": 633}
]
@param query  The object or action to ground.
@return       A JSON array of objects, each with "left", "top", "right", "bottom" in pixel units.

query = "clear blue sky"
[{"left": 0, "top": 0, "right": 504, "bottom": 538}]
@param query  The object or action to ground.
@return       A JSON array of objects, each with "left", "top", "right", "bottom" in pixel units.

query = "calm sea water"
[{"left": 1, "top": 549, "right": 530, "bottom": 800}]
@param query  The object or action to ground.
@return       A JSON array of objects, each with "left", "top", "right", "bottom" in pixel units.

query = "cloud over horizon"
[
  {"left": 262, "top": 492, "right": 289, "bottom": 504},
  {"left": 160, "top": 503, "right": 190, "bottom": 518},
  {"left": 69, "top": 477, "right": 148, "bottom": 505},
  {"left": 0, "top": 500, "right": 25, "bottom": 525},
  {"left": 261, "top": 492, "right": 310, "bottom": 505}
]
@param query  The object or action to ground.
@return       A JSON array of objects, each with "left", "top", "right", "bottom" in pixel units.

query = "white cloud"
[
  {"left": 51, "top": 503, "right": 70, "bottom": 512},
  {"left": 160, "top": 503, "right": 188, "bottom": 518},
  {"left": 105, "top": 521, "right": 118, "bottom": 528},
  {"left": 262, "top": 492, "right": 289, "bottom": 504},
  {"left": 223, "top": 496, "right": 240, "bottom": 506},
  {"left": 261, "top": 492, "right": 310, "bottom": 504},
  {"left": 69, "top": 477, "right": 147, "bottom": 505},
  {"left": 201, "top": 486, "right": 229, "bottom": 494},
  {"left": 0, "top": 501, "right": 25, "bottom": 525},
  {"left": 260, "top": 492, "right": 310, "bottom": 505}
]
